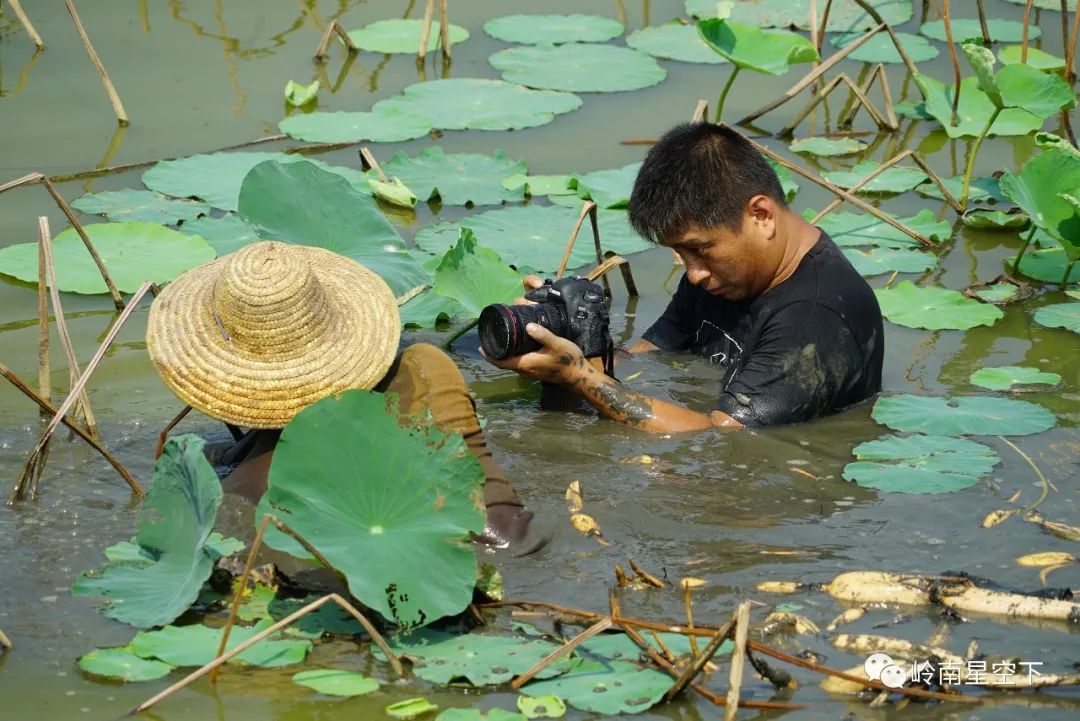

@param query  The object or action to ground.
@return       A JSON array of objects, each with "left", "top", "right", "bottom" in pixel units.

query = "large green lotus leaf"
[
  {"left": 1013, "top": 247, "right": 1080, "bottom": 283},
  {"left": 386, "top": 629, "right": 569, "bottom": 685},
  {"left": 279, "top": 107, "right": 432, "bottom": 144},
  {"left": 961, "top": 209, "right": 1029, "bottom": 230},
  {"left": 374, "top": 79, "right": 582, "bottom": 131},
  {"left": 821, "top": 160, "right": 928, "bottom": 194},
  {"left": 438, "top": 710, "right": 523, "bottom": 721},
  {"left": 503, "top": 174, "right": 576, "bottom": 197},
  {"left": 1034, "top": 302, "right": 1080, "bottom": 334},
  {"left": 843, "top": 248, "right": 937, "bottom": 276},
  {"left": 347, "top": 19, "right": 469, "bottom": 53},
  {"left": 131, "top": 620, "right": 311, "bottom": 668},
  {"left": 574, "top": 162, "right": 642, "bottom": 209},
  {"left": 770, "top": 158, "right": 800, "bottom": 202},
  {"left": 960, "top": 42, "right": 1003, "bottom": 107},
  {"left": 842, "top": 434, "right": 1000, "bottom": 494},
  {"left": 831, "top": 31, "right": 938, "bottom": 64},
  {"left": 970, "top": 365, "right": 1061, "bottom": 391},
  {"left": 381, "top": 147, "right": 526, "bottom": 206},
  {"left": 142, "top": 151, "right": 372, "bottom": 211},
  {"left": 177, "top": 214, "right": 259, "bottom": 255},
  {"left": 915, "top": 75, "right": 1042, "bottom": 138},
  {"left": 71, "top": 436, "right": 224, "bottom": 628},
  {"left": 0, "top": 222, "right": 214, "bottom": 295},
  {"left": 415, "top": 205, "right": 651, "bottom": 272},
  {"left": 433, "top": 229, "right": 521, "bottom": 318},
  {"left": 292, "top": 669, "right": 380, "bottom": 697},
  {"left": 1001, "top": 0, "right": 1066, "bottom": 9},
  {"left": 921, "top": 18, "right": 1039, "bottom": 43},
  {"left": 580, "top": 632, "right": 713, "bottom": 661},
  {"left": 999, "top": 45, "right": 1066, "bottom": 71},
  {"left": 916, "top": 175, "right": 1003, "bottom": 203},
  {"left": 72, "top": 189, "right": 209, "bottom": 224},
  {"left": 78, "top": 646, "right": 174, "bottom": 681},
  {"left": 103, "top": 532, "right": 241, "bottom": 564},
  {"left": 627, "top": 22, "right": 726, "bottom": 64},
  {"left": 697, "top": 18, "right": 818, "bottom": 75},
  {"left": 489, "top": 44, "right": 666, "bottom": 93},
  {"left": 237, "top": 159, "right": 428, "bottom": 296},
  {"left": 875, "top": 281, "right": 1002, "bottom": 330},
  {"left": 517, "top": 695, "right": 566, "bottom": 719},
  {"left": 686, "top": 0, "right": 912, "bottom": 32},
  {"left": 996, "top": 63, "right": 1077, "bottom": 118},
  {"left": 522, "top": 659, "right": 673, "bottom": 715},
  {"left": 789, "top": 136, "right": 868, "bottom": 157},
  {"left": 400, "top": 290, "right": 464, "bottom": 329},
  {"left": 483, "top": 14, "right": 623, "bottom": 44},
  {"left": 999, "top": 148, "right": 1080, "bottom": 254},
  {"left": 388, "top": 699, "right": 440, "bottom": 720},
  {"left": 263, "top": 390, "right": 485, "bottom": 628},
  {"left": 972, "top": 282, "right": 1021, "bottom": 303},
  {"left": 810, "top": 209, "right": 950, "bottom": 248},
  {"left": 872, "top": 394, "right": 1056, "bottom": 436}
]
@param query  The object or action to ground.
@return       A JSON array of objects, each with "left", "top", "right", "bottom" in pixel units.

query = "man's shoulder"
[{"left": 759, "top": 231, "right": 879, "bottom": 317}]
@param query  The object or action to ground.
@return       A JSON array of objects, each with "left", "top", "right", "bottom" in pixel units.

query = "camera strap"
[{"left": 603, "top": 336, "right": 616, "bottom": 380}]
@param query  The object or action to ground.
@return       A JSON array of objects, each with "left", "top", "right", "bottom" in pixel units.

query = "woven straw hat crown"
[{"left": 147, "top": 241, "right": 400, "bottom": 429}]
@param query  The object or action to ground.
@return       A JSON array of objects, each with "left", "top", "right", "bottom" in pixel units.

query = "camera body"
[{"left": 478, "top": 277, "right": 611, "bottom": 360}]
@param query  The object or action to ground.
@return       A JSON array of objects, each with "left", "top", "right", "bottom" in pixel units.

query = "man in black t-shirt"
[{"left": 486, "top": 122, "right": 884, "bottom": 432}]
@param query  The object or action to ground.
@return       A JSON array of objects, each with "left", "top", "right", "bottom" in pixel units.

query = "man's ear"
[{"left": 745, "top": 194, "right": 778, "bottom": 237}]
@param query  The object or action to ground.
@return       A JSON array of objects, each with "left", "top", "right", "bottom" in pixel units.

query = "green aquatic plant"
[
  {"left": 433, "top": 229, "right": 522, "bottom": 317},
  {"left": 292, "top": 669, "right": 380, "bottom": 697},
  {"left": 489, "top": 44, "right": 666, "bottom": 93},
  {"left": 960, "top": 209, "right": 1029, "bottom": 230},
  {"left": 998, "top": 44, "right": 1066, "bottom": 70},
  {"left": 871, "top": 394, "right": 1056, "bottom": 436},
  {"left": 831, "top": 31, "right": 938, "bottom": 64},
  {"left": 821, "top": 160, "right": 928, "bottom": 194},
  {"left": 573, "top": 162, "right": 643, "bottom": 209},
  {"left": 521, "top": 658, "right": 674, "bottom": 715},
  {"left": 920, "top": 18, "right": 1038, "bottom": 43},
  {"left": 809, "top": 208, "right": 951, "bottom": 248},
  {"left": 78, "top": 646, "right": 174, "bottom": 682},
  {"left": 176, "top": 214, "right": 258, "bottom": 255},
  {"left": 875, "top": 281, "right": 1003, "bottom": 330},
  {"left": 915, "top": 175, "right": 1002, "bottom": 203},
  {"left": 483, "top": 14, "right": 623, "bottom": 44},
  {"left": 517, "top": 695, "right": 567, "bottom": 719},
  {"left": 502, "top": 174, "right": 576, "bottom": 197},
  {"left": 685, "top": 0, "right": 912, "bottom": 32},
  {"left": 283, "top": 79, "right": 319, "bottom": 107},
  {"left": 387, "top": 699, "right": 440, "bottom": 720},
  {"left": 627, "top": 22, "right": 726, "bottom": 64},
  {"left": 380, "top": 147, "right": 527, "bottom": 206},
  {"left": 842, "top": 247, "right": 937, "bottom": 276},
  {"left": 130, "top": 620, "right": 311, "bottom": 667},
  {"left": 347, "top": 19, "right": 469, "bottom": 54},
  {"left": 788, "top": 136, "right": 868, "bottom": 157},
  {"left": 385, "top": 628, "right": 570, "bottom": 685},
  {"left": 969, "top": 365, "right": 1062, "bottom": 391},
  {"left": 279, "top": 107, "right": 431, "bottom": 143},
  {"left": 842, "top": 434, "right": 1000, "bottom": 494},
  {"left": 399, "top": 290, "right": 465, "bottom": 329},
  {"left": 1033, "top": 302, "right": 1080, "bottom": 334},
  {"left": 72, "top": 189, "right": 209, "bottom": 224}
]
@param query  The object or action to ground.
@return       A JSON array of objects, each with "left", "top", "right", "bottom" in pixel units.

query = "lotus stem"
[
  {"left": 211, "top": 513, "right": 272, "bottom": 686},
  {"left": 417, "top": 0, "right": 435, "bottom": 61},
  {"left": 155, "top": 405, "right": 193, "bottom": 459},
  {"left": 715, "top": 67, "right": 740, "bottom": 123},
  {"left": 0, "top": 627, "right": 11, "bottom": 649},
  {"left": 65, "top": 0, "right": 128, "bottom": 126},
  {"left": 664, "top": 612, "right": 737, "bottom": 701},
  {"left": 442, "top": 318, "right": 478, "bottom": 351},
  {"left": 510, "top": 616, "right": 612, "bottom": 689},
  {"left": 724, "top": 603, "right": 751, "bottom": 721},
  {"left": 976, "top": 0, "right": 992, "bottom": 44},
  {"left": 998, "top": 436, "right": 1053, "bottom": 510},
  {"left": 1062, "top": 258, "right": 1079, "bottom": 288},
  {"left": 1011, "top": 226, "right": 1038, "bottom": 275},
  {"left": 437, "top": 0, "right": 451, "bottom": 62},
  {"left": 816, "top": 0, "right": 835, "bottom": 55},
  {"left": 6, "top": 0, "right": 44, "bottom": 48},
  {"left": 556, "top": 201, "right": 599, "bottom": 279},
  {"left": 36, "top": 228, "right": 50, "bottom": 409},
  {"left": 943, "top": 0, "right": 962, "bottom": 127},
  {"left": 1021, "top": 0, "right": 1035, "bottom": 64},
  {"left": 960, "top": 106, "right": 1001, "bottom": 208},
  {"left": 683, "top": 583, "right": 701, "bottom": 659},
  {"left": 1067, "top": 0, "right": 1080, "bottom": 81}
]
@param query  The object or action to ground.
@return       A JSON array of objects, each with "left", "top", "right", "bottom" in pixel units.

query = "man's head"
[{"left": 629, "top": 123, "right": 790, "bottom": 301}]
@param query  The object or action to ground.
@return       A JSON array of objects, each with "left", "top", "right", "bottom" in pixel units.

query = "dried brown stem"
[
  {"left": 909, "top": 151, "right": 963, "bottom": 212},
  {"left": 664, "top": 613, "right": 736, "bottom": 701},
  {"left": 628, "top": 559, "right": 666, "bottom": 588},
  {"left": 360, "top": 147, "right": 388, "bottom": 182},
  {"left": 438, "top": 0, "right": 451, "bottom": 62},
  {"left": 65, "top": 0, "right": 128, "bottom": 126},
  {"left": 817, "top": 0, "right": 835, "bottom": 53},
  {"left": 837, "top": 63, "right": 897, "bottom": 129},
  {"left": 6, "top": 0, "right": 44, "bottom": 48},
  {"left": 690, "top": 99, "right": 709, "bottom": 123},
  {"left": 724, "top": 602, "right": 751, "bottom": 721},
  {"left": 1021, "top": 0, "right": 1035, "bottom": 63},
  {"left": 850, "top": 0, "right": 921, "bottom": 80},
  {"left": 211, "top": 514, "right": 272, "bottom": 685},
  {"left": 312, "top": 19, "right": 355, "bottom": 61},
  {"left": 418, "top": 0, "right": 435, "bottom": 61},
  {"left": 1068, "top": 0, "right": 1080, "bottom": 80},
  {"left": 943, "top": 0, "right": 962, "bottom": 126},
  {"left": 155, "top": 405, "right": 193, "bottom": 459},
  {"left": 780, "top": 73, "right": 891, "bottom": 136},
  {"left": 36, "top": 229, "right": 50, "bottom": 408},
  {"left": 976, "top": 0, "right": 992, "bottom": 44},
  {"left": 511, "top": 617, "right": 612, "bottom": 689},
  {"left": 0, "top": 627, "right": 11, "bottom": 649},
  {"left": 556, "top": 201, "right": 599, "bottom": 279}
]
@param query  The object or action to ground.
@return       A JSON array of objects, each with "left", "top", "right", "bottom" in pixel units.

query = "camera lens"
[{"left": 478, "top": 303, "right": 569, "bottom": 360}]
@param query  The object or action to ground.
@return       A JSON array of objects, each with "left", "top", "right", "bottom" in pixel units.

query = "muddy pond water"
[{"left": 1, "top": 0, "right": 1079, "bottom": 719}]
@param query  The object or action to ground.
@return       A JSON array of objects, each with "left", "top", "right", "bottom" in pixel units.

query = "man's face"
[{"left": 662, "top": 196, "right": 780, "bottom": 301}]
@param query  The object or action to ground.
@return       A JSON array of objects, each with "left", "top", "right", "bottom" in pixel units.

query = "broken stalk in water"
[
  {"left": 976, "top": 0, "right": 993, "bottom": 44},
  {"left": 943, "top": 0, "right": 962, "bottom": 127},
  {"left": 5, "top": 0, "right": 44, "bottom": 49},
  {"left": 510, "top": 616, "right": 612, "bottom": 689},
  {"left": 714, "top": 67, "right": 740, "bottom": 123},
  {"left": 65, "top": 0, "right": 128, "bottom": 126},
  {"left": 724, "top": 602, "right": 751, "bottom": 721},
  {"left": 664, "top": 612, "right": 737, "bottom": 701},
  {"left": 35, "top": 224, "right": 49, "bottom": 411}
]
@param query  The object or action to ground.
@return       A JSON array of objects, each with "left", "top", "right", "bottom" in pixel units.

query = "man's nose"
[{"left": 686, "top": 262, "right": 710, "bottom": 286}]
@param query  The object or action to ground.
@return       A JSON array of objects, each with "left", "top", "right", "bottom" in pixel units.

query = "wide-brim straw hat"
[{"left": 147, "top": 241, "right": 400, "bottom": 429}]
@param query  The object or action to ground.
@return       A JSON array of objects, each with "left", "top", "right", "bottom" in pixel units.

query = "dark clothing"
[{"left": 642, "top": 231, "right": 883, "bottom": 426}]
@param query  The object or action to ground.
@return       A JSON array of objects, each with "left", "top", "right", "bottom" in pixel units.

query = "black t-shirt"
[{"left": 641, "top": 231, "right": 883, "bottom": 426}]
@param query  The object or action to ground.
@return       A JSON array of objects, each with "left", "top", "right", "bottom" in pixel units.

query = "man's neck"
[{"left": 765, "top": 212, "right": 822, "bottom": 294}]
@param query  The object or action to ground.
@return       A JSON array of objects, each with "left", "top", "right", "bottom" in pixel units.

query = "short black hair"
[{"left": 628, "top": 122, "right": 786, "bottom": 243}]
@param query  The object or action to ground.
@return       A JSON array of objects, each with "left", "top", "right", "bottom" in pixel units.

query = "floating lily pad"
[
  {"left": 968, "top": 280, "right": 1023, "bottom": 304},
  {"left": 518, "top": 695, "right": 567, "bottom": 719},
  {"left": 920, "top": 18, "right": 1039, "bottom": 43},
  {"left": 483, "top": 14, "right": 623, "bottom": 44},
  {"left": 284, "top": 79, "right": 319, "bottom": 107},
  {"left": 843, "top": 434, "right": 1000, "bottom": 493},
  {"left": 279, "top": 107, "right": 431, "bottom": 144},
  {"left": 686, "top": 0, "right": 913, "bottom": 32},
  {"left": 437, "top": 710, "right": 524, "bottom": 721},
  {"left": 130, "top": 620, "right": 311, "bottom": 668},
  {"left": 999, "top": 45, "right": 1066, "bottom": 70},
  {"left": 875, "top": 281, "right": 1003, "bottom": 330},
  {"left": 821, "top": 160, "right": 928, "bottom": 194},
  {"left": 386, "top": 629, "right": 569, "bottom": 686},
  {"left": 789, "top": 136, "right": 868, "bottom": 157},
  {"left": 1034, "top": 302, "right": 1080, "bottom": 334},
  {"left": 502, "top": 174, "right": 576, "bottom": 197},
  {"left": 961, "top": 209, "right": 1029, "bottom": 230},
  {"left": 177, "top": 214, "right": 259, "bottom": 255},
  {"left": 78, "top": 646, "right": 174, "bottom": 682},
  {"left": 872, "top": 394, "right": 1056, "bottom": 436},
  {"left": 627, "top": 22, "right": 726, "bottom": 64},
  {"left": 262, "top": 391, "right": 485, "bottom": 629},
  {"left": 388, "top": 699, "right": 440, "bottom": 720},
  {"left": 381, "top": 147, "right": 526, "bottom": 206},
  {"left": 832, "top": 31, "right": 938, "bottom": 64},
  {"left": 580, "top": 632, "right": 709, "bottom": 661},
  {"left": 374, "top": 79, "right": 582, "bottom": 131},
  {"left": 916, "top": 175, "right": 1002, "bottom": 203},
  {"left": 433, "top": 229, "right": 521, "bottom": 318},
  {"left": 810, "top": 209, "right": 951, "bottom": 248},
  {"left": 72, "top": 189, "right": 209, "bottom": 224},
  {"left": 574, "top": 162, "right": 642, "bottom": 209},
  {"left": 400, "top": 290, "right": 464, "bottom": 329},
  {"left": 292, "top": 669, "right": 380, "bottom": 697},
  {"left": 1000, "top": 147, "right": 1080, "bottom": 261},
  {"left": 697, "top": 18, "right": 817, "bottom": 75},
  {"left": 0, "top": 222, "right": 214, "bottom": 295},
  {"left": 970, "top": 365, "right": 1061, "bottom": 391},
  {"left": 489, "top": 44, "right": 666, "bottom": 93},
  {"left": 521, "top": 659, "right": 673, "bottom": 715},
  {"left": 994, "top": 63, "right": 1077, "bottom": 119},
  {"left": 843, "top": 248, "right": 937, "bottom": 276},
  {"left": 1013, "top": 247, "right": 1080, "bottom": 284},
  {"left": 915, "top": 75, "right": 1042, "bottom": 138},
  {"left": 347, "top": 19, "right": 469, "bottom": 53}
]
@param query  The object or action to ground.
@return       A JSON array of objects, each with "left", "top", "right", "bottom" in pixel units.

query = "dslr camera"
[{"left": 479, "top": 277, "right": 611, "bottom": 361}]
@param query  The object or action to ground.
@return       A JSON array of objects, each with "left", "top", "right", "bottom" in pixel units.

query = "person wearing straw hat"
[{"left": 146, "top": 240, "right": 537, "bottom": 550}]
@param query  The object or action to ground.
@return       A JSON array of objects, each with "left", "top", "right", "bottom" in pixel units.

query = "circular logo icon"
[
  {"left": 863, "top": 653, "right": 894, "bottom": 681},
  {"left": 879, "top": 663, "right": 906, "bottom": 689}
]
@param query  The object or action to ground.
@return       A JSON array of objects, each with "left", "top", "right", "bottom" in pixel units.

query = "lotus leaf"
[
  {"left": 437, "top": 711, "right": 524, "bottom": 721},
  {"left": 130, "top": 620, "right": 311, "bottom": 667},
  {"left": 1000, "top": 148, "right": 1080, "bottom": 263},
  {"left": 237, "top": 159, "right": 428, "bottom": 295},
  {"left": 842, "top": 434, "right": 1000, "bottom": 494},
  {"left": 0, "top": 222, "right": 214, "bottom": 295},
  {"left": 78, "top": 646, "right": 174, "bottom": 681},
  {"left": 374, "top": 79, "right": 582, "bottom": 131},
  {"left": 996, "top": 63, "right": 1076, "bottom": 118},
  {"left": 517, "top": 695, "right": 566, "bottom": 719},
  {"left": 292, "top": 669, "right": 380, "bottom": 696},
  {"left": 686, "top": 0, "right": 912, "bottom": 32},
  {"left": 388, "top": 699, "right": 440, "bottom": 720},
  {"left": 142, "top": 151, "right": 372, "bottom": 211},
  {"left": 279, "top": 107, "right": 431, "bottom": 143},
  {"left": 347, "top": 19, "right": 469, "bottom": 53},
  {"left": 831, "top": 31, "right": 938, "bottom": 64},
  {"left": 999, "top": 45, "right": 1066, "bottom": 70},
  {"left": 770, "top": 159, "right": 800, "bottom": 202},
  {"left": 626, "top": 23, "right": 726, "bottom": 64},
  {"left": 810, "top": 209, "right": 951, "bottom": 248},
  {"left": 489, "top": 44, "right": 666, "bottom": 93},
  {"left": 969, "top": 365, "right": 1061, "bottom": 391},
  {"left": 400, "top": 290, "right": 464, "bottom": 329},
  {"left": 433, "top": 230, "right": 521, "bottom": 318},
  {"left": 414, "top": 205, "right": 651, "bottom": 272},
  {"left": 915, "top": 75, "right": 1042, "bottom": 138},
  {"left": 177, "top": 214, "right": 259, "bottom": 255},
  {"left": 842, "top": 248, "right": 937, "bottom": 276},
  {"left": 284, "top": 79, "right": 319, "bottom": 107},
  {"left": 876, "top": 281, "right": 1002, "bottom": 330},
  {"left": 580, "top": 632, "right": 714, "bottom": 661},
  {"left": 262, "top": 390, "right": 485, "bottom": 628},
  {"left": 1034, "top": 302, "right": 1080, "bottom": 334},
  {"left": 1013, "top": 248, "right": 1080, "bottom": 284},
  {"left": 821, "top": 160, "right": 928, "bottom": 194},
  {"left": 386, "top": 629, "right": 569, "bottom": 685},
  {"left": 871, "top": 394, "right": 1056, "bottom": 436},
  {"left": 789, "top": 136, "right": 868, "bottom": 157},
  {"left": 380, "top": 147, "right": 526, "bottom": 206},
  {"left": 1035, "top": 132, "right": 1080, "bottom": 159},
  {"left": 483, "top": 14, "right": 623, "bottom": 44},
  {"left": 1002, "top": 0, "right": 1065, "bottom": 8},
  {"left": 370, "top": 177, "right": 419, "bottom": 208},
  {"left": 922, "top": 18, "right": 1039, "bottom": 43},
  {"left": 502, "top": 174, "right": 576, "bottom": 197},
  {"left": 103, "top": 532, "right": 240, "bottom": 564},
  {"left": 72, "top": 189, "right": 209, "bottom": 224},
  {"left": 521, "top": 659, "right": 674, "bottom": 715},
  {"left": 961, "top": 210, "right": 1029, "bottom": 230},
  {"left": 71, "top": 436, "right": 225, "bottom": 628},
  {"left": 574, "top": 162, "right": 642, "bottom": 209},
  {"left": 972, "top": 282, "right": 1021, "bottom": 303},
  {"left": 263, "top": 595, "right": 373, "bottom": 637},
  {"left": 961, "top": 42, "right": 1003, "bottom": 107},
  {"left": 916, "top": 175, "right": 1002, "bottom": 203},
  {"left": 697, "top": 18, "right": 818, "bottom": 75}
]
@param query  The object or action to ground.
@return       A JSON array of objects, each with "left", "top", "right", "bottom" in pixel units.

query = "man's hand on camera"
[
  {"left": 481, "top": 322, "right": 586, "bottom": 387},
  {"left": 511, "top": 274, "right": 545, "bottom": 306}
]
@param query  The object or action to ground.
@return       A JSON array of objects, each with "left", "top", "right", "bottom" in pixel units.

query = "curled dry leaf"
[
  {"left": 680, "top": 577, "right": 706, "bottom": 590},
  {"left": 1040, "top": 564, "right": 1072, "bottom": 586},
  {"left": 821, "top": 665, "right": 872, "bottom": 695},
  {"left": 825, "top": 607, "right": 866, "bottom": 631},
  {"left": 982, "top": 508, "right": 1018, "bottom": 528},
  {"left": 565, "top": 481, "right": 583, "bottom": 513},
  {"left": 1016, "top": 551, "right": 1077, "bottom": 567},
  {"left": 756, "top": 581, "right": 801, "bottom": 593},
  {"left": 1025, "top": 512, "right": 1080, "bottom": 542}
]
